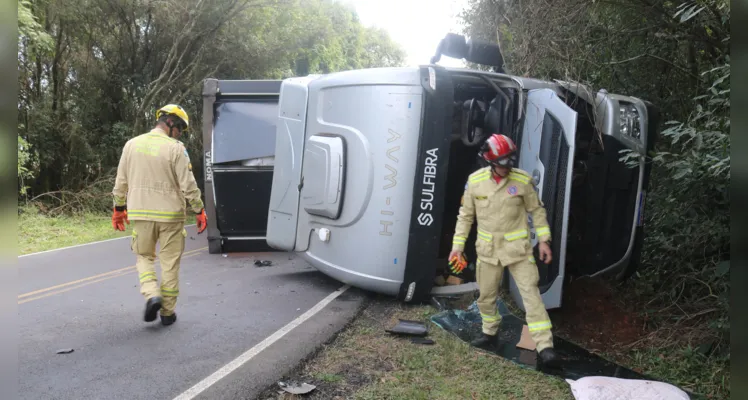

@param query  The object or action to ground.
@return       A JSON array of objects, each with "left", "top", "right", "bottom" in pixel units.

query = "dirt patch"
[{"left": 550, "top": 276, "right": 648, "bottom": 353}]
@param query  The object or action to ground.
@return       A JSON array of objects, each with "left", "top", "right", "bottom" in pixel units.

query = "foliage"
[
  {"left": 18, "top": 136, "right": 36, "bottom": 196},
  {"left": 18, "top": 203, "right": 197, "bottom": 255},
  {"left": 460, "top": 0, "right": 729, "bottom": 398},
  {"left": 17, "top": 0, "right": 405, "bottom": 206}
]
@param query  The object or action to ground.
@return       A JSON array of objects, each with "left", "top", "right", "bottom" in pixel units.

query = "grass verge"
[
  {"left": 259, "top": 296, "right": 572, "bottom": 400},
  {"left": 18, "top": 205, "right": 197, "bottom": 255}
]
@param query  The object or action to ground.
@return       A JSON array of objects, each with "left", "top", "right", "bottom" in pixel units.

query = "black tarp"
[{"left": 431, "top": 298, "right": 658, "bottom": 381}]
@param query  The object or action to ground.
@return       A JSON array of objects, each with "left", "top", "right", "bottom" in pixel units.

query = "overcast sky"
[{"left": 340, "top": 0, "right": 469, "bottom": 68}]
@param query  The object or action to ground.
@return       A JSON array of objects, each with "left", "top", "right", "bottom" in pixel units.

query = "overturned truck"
[{"left": 205, "top": 34, "right": 660, "bottom": 309}]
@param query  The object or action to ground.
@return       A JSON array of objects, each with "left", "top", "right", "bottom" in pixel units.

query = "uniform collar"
[
  {"left": 150, "top": 127, "right": 170, "bottom": 137},
  {"left": 491, "top": 169, "right": 509, "bottom": 186}
]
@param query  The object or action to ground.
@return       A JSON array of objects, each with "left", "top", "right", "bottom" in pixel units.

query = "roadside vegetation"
[
  {"left": 259, "top": 297, "right": 573, "bottom": 400},
  {"left": 17, "top": 0, "right": 406, "bottom": 254},
  {"left": 18, "top": 0, "right": 729, "bottom": 398},
  {"left": 459, "top": 0, "right": 730, "bottom": 398}
]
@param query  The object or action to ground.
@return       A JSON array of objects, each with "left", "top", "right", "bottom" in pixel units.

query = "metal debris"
[
  {"left": 254, "top": 260, "right": 273, "bottom": 267},
  {"left": 56, "top": 348, "right": 74, "bottom": 354},
  {"left": 385, "top": 319, "right": 428, "bottom": 337},
  {"left": 278, "top": 381, "right": 316, "bottom": 395}
]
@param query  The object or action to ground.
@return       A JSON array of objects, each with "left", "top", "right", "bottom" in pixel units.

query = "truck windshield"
[{"left": 213, "top": 100, "right": 278, "bottom": 164}]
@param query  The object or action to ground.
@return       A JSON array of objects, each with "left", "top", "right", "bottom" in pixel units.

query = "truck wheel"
[{"left": 208, "top": 238, "right": 222, "bottom": 254}]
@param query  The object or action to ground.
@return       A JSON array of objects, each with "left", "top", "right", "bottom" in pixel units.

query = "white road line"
[
  {"left": 172, "top": 284, "right": 351, "bottom": 400},
  {"left": 18, "top": 224, "right": 197, "bottom": 258}
]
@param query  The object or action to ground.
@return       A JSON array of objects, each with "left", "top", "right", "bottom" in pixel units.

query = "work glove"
[
  {"left": 196, "top": 209, "right": 208, "bottom": 234},
  {"left": 112, "top": 207, "right": 129, "bottom": 231},
  {"left": 448, "top": 252, "right": 468, "bottom": 274}
]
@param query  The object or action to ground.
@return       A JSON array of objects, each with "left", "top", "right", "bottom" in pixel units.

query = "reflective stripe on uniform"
[
  {"left": 453, "top": 236, "right": 467, "bottom": 245},
  {"left": 161, "top": 286, "right": 179, "bottom": 297},
  {"left": 504, "top": 229, "right": 528, "bottom": 241},
  {"left": 127, "top": 210, "right": 185, "bottom": 220},
  {"left": 477, "top": 229, "right": 493, "bottom": 242},
  {"left": 528, "top": 320, "right": 553, "bottom": 332},
  {"left": 536, "top": 226, "right": 551, "bottom": 236},
  {"left": 189, "top": 198, "right": 205, "bottom": 211},
  {"left": 114, "top": 195, "right": 127, "bottom": 206},
  {"left": 139, "top": 272, "right": 157, "bottom": 283},
  {"left": 528, "top": 255, "right": 536, "bottom": 264},
  {"left": 470, "top": 170, "right": 491, "bottom": 184},
  {"left": 509, "top": 172, "right": 530, "bottom": 184},
  {"left": 481, "top": 312, "right": 499, "bottom": 323}
]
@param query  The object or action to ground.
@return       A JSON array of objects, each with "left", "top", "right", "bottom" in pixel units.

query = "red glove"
[
  {"left": 448, "top": 253, "right": 468, "bottom": 274},
  {"left": 196, "top": 209, "right": 207, "bottom": 234},
  {"left": 112, "top": 207, "right": 129, "bottom": 231}
]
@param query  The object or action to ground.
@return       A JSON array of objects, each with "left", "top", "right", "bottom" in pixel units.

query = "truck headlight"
[{"left": 619, "top": 102, "right": 641, "bottom": 140}]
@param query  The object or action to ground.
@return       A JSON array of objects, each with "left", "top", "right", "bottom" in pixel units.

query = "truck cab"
[{"left": 263, "top": 35, "right": 659, "bottom": 310}]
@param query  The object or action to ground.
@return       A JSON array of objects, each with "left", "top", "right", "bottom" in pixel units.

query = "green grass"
[
  {"left": 18, "top": 205, "right": 197, "bottom": 255},
  {"left": 622, "top": 345, "right": 730, "bottom": 399},
  {"left": 272, "top": 298, "right": 573, "bottom": 400}
]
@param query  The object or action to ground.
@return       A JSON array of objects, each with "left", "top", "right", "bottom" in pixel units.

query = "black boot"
[
  {"left": 471, "top": 333, "right": 497, "bottom": 347},
  {"left": 160, "top": 313, "right": 177, "bottom": 326},
  {"left": 538, "top": 348, "right": 562, "bottom": 369},
  {"left": 144, "top": 297, "right": 162, "bottom": 322}
]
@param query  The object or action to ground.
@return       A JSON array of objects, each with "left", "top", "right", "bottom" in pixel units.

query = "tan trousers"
[
  {"left": 476, "top": 256, "right": 554, "bottom": 352},
  {"left": 131, "top": 220, "right": 186, "bottom": 316}
]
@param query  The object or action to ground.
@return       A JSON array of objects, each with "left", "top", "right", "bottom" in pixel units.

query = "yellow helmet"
[{"left": 156, "top": 104, "right": 189, "bottom": 130}]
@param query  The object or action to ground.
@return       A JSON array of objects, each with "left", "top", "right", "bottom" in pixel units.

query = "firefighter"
[
  {"left": 449, "top": 133, "right": 560, "bottom": 366},
  {"left": 111, "top": 104, "right": 208, "bottom": 326}
]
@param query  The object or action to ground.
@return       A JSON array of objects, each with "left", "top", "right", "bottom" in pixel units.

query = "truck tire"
[{"left": 208, "top": 238, "right": 223, "bottom": 254}]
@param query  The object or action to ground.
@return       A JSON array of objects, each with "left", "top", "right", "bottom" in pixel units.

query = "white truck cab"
[{"left": 217, "top": 34, "right": 660, "bottom": 309}]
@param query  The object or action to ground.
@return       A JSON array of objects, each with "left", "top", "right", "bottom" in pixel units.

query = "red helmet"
[{"left": 480, "top": 134, "right": 517, "bottom": 167}]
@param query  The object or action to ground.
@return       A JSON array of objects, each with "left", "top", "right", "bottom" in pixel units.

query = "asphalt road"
[{"left": 18, "top": 225, "right": 365, "bottom": 400}]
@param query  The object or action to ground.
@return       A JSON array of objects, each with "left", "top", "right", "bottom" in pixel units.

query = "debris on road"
[
  {"left": 566, "top": 376, "right": 691, "bottom": 400},
  {"left": 254, "top": 260, "right": 273, "bottom": 267},
  {"left": 385, "top": 319, "right": 428, "bottom": 337},
  {"left": 222, "top": 254, "right": 228, "bottom": 258},
  {"left": 56, "top": 348, "right": 74, "bottom": 354},
  {"left": 278, "top": 381, "right": 316, "bottom": 395},
  {"left": 410, "top": 337, "right": 435, "bottom": 345}
]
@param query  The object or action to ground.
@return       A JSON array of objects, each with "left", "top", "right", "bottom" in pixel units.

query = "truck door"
[
  {"left": 511, "top": 88, "right": 577, "bottom": 310},
  {"left": 265, "top": 76, "right": 314, "bottom": 250}
]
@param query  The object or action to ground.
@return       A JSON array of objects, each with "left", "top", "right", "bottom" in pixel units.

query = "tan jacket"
[
  {"left": 112, "top": 128, "right": 204, "bottom": 222},
  {"left": 452, "top": 167, "right": 551, "bottom": 266}
]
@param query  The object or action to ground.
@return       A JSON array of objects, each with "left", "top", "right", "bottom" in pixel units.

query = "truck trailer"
[
  {"left": 201, "top": 79, "right": 282, "bottom": 254},
  {"left": 204, "top": 34, "right": 659, "bottom": 309}
]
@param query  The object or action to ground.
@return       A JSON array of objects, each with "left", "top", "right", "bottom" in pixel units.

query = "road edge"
[{"left": 183, "top": 286, "right": 371, "bottom": 400}]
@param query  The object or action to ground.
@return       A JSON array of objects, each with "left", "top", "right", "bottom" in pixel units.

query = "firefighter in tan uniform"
[
  {"left": 449, "top": 133, "right": 560, "bottom": 366},
  {"left": 111, "top": 104, "right": 208, "bottom": 326}
]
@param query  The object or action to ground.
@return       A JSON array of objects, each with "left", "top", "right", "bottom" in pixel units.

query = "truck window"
[{"left": 213, "top": 100, "right": 278, "bottom": 164}]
